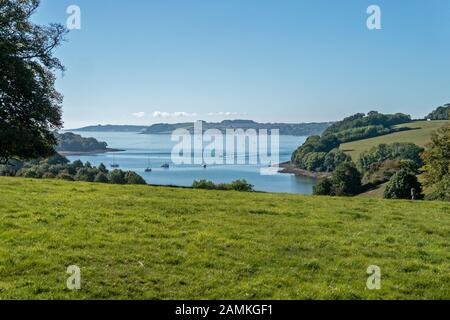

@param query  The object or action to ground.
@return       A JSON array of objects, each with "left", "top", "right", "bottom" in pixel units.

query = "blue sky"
[{"left": 34, "top": 0, "right": 450, "bottom": 128}]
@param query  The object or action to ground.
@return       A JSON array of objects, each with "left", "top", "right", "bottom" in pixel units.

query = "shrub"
[
  {"left": 94, "top": 172, "right": 109, "bottom": 183},
  {"left": 125, "top": 171, "right": 146, "bottom": 185},
  {"left": 425, "top": 175, "right": 450, "bottom": 201},
  {"left": 98, "top": 163, "right": 108, "bottom": 173},
  {"left": 108, "top": 170, "right": 126, "bottom": 184},
  {"left": 330, "top": 162, "right": 362, "bottom": 196},
  {"left": 22, "top": 168, "right": 40, "bottom": 178},
  {"left": 229, "top": 180, "right": 254, "bottom": 192},
  {"left": 313, "top": 178, "right": 332, "bottom": 195},
  {"left": 384, "top": 169, "right": 423, "bottom": 200},
  {"left": 422, "top": 124, "right": 450, "bottom": 186},
  {"left": 425, "top": 104, "right": 450, "bottom": 120},
  {"left": 46, "top": 154, "right": 70, "bottom": 165},
  {"left": 192, "top": 180, "right": 216, "bottom": 190},
  {"left": 72, "top": 160, "right": 84, "bottom": 169},
  {"left": 324, "top": 149, "right": 351, "bottom": 172},
  {"left": 75, "top": 168, "right": 95, "bottom": 182},
  {"left": 192, "top": 179, "right": 254, "bottom": 192}
]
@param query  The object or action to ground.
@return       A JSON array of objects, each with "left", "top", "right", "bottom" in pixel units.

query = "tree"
[
  {"left": 330, "top": 162, "right": 362, "bottom": 196},
  {"left": 425, "top": 104, "right": 450, "bottom": 120},
  {"left": 108, "top": 170, "right": 126, "bottom": 184},
  {"left": 74, "top": 168, "right": 95, "bottom": 182},
  {"left": 313, "top": 178, "right": 332, "bottom": 196},
  {"left": 426, "top": 175, "right": 450, "bottom": 201},
  {"left": 312, "top": 162, "right": 362, "bottom": 196},
  {"left": 421, "top": 124, "right": 450, "bottom": 201},
  {"left": 98, "top": 163, "right": 108, "bottom": 173},
  {"left": 94, "top": 172, "right": 109, "bottom": 184},
  {"left": 229, "top": 179, "right": 254, "bottom": 192},
  {"left": 192, "top": 180, "right": 216, "bottom": 190},
  {"left": 384, "top": 169, "right": 423, "bottom": 200},
  {"left": 125, "top": 171, "right": 146, "bottom": 185},
  {"left": 0, "top": 0, "right": 67, "bottom": 164},
  {"left": 422, "top": 124, "right": 450, "bottom": 186}
]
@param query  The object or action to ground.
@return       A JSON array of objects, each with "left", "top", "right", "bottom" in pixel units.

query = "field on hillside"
[
  {"left": 0, "top": 177, "right": 449, "bottom": 300},
  {"left": 341, "top": 120, "right": 449, "bottom": 160}
]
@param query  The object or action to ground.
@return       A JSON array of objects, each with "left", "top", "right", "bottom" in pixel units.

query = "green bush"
[
  {"left": 108, "top": 170, "right": 127, "bottom": 184},
  {"left": 74, "top": 168, "right": 95, "bottom": 182},
  {"left": 229, "top": 180, "right": 254, "bottom": 192},
  {"left": 125, "top": 171, "right": 147, "bottom": 185},
  {"left": 425, "top": 104, "right": 449, "bottom": 120},
  {"left": 384, "top": 169, "right": 423, "bottom": 200},
  {"left": 46, "top": 154, "right": 70, "bottom": 165},
  {"left": 425, "top": 175, "right": 450, "bottom": 201},
  {"left": 94, "top": 172, "right": 109, "bottom": 183},
  {"left": 192, "top": 180, "right": 216, "bottom": 190},
  {"left": 192, "top": 179, "right": 254, "bottom": 192},
  {"left": 313, "top": 178, "right": 332, "bottom": 196},
  {"left": 22, "top": 168, "right": 40, "bottom": 178},
  {"left": 331, "top": 162, "right": 362, "bottom": 196}
]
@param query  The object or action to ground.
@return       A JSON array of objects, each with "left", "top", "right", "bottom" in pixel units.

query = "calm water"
[{"left": 65, "top": 131, "right": 316, "bottom": 194}]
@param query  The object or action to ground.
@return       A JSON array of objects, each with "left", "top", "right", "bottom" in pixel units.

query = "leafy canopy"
[
  {"left": 384, "top": 168, "right": 423, "bottom": 200},
  {"left": 422, "top": 124, "right": 450, "bottom": 201},
  {"left": 0, "top": 0, "right": 67, "bottom": 164}
]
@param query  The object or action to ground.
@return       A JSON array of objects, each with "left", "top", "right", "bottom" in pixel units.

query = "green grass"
[
  {"left": 341, "top": 120, "right": 450, "bottom": 160},
  {"left": 0, "top": 177, "right": 449, "bottom": 300}
]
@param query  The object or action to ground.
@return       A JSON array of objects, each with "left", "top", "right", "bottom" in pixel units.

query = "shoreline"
[
  {"left": 278, "top": 161, "right": 332, "bottom": 179},
  {"left": 58, "top": 148, "right": 125, "bottom": 156}
]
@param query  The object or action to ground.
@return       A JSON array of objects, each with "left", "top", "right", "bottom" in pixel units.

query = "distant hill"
[
  {"left": 142, "top": 120, "right": 332, "bottom": 136},
  {"left": 54, "top": 132, "right": 120, "bottom": 154},
  {"left": 70, "top": 120, "right": 332, "bottom": 136},
  {"left": 69, "top": 125, "right": 149, "bottom": 132}
]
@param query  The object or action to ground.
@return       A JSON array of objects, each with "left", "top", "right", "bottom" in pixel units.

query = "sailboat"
[
  {"left": 110, "top": 153, "right": 120, "bottom": 168},
  {"left": 145, "top": 154, "right": 152, "bottom": 172}
]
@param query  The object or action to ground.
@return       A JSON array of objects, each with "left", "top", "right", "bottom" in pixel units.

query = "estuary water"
[{"left": 65, "top": 131, "right": 316, "bottom": 194}]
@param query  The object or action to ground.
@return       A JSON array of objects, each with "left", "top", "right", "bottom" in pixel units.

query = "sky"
[{"left": 33, "top": 0, "right": 450, "bottom": 129}]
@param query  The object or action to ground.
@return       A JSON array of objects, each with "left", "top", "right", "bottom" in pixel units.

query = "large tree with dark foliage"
[
  {"left": 422, "top": 124, "right": 450, "bottom": 201},
  {"left": 0, "top": 0, "right": 67, "bottom": 164},
  {"left": 425, "top": 104, "right": 449, "bottom": 120},
  {"left": 384, "top": 169, "right": 423, "bottom": 200}
]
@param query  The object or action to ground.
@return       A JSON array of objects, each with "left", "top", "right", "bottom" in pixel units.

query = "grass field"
[
  {"left": 341, "top": 120, "right": 450, "bottom": 160},
  {"left": 0, "top": 177, "right": 449, "bottom": 299}
]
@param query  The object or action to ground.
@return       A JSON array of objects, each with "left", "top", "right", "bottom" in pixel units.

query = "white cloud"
[
  {"left": 150, "top": 111, "right": 247, "bottom": 119},
  {"left": 206, "top": 112, "right": 247, "bottom": 117},
  {"left": 131, "top": 112, "right": 146, "bottom": 118},
  {"left": 152, "top": 111, "right": 197, "bottom": 118}
]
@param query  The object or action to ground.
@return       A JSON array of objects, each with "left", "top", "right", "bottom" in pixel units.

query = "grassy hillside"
[
  {"left": 0, "top": 177, "right": 449, "bottom": 299},
  {"left": 341, "top": 120, "right": 450, "bottom": 160}
]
